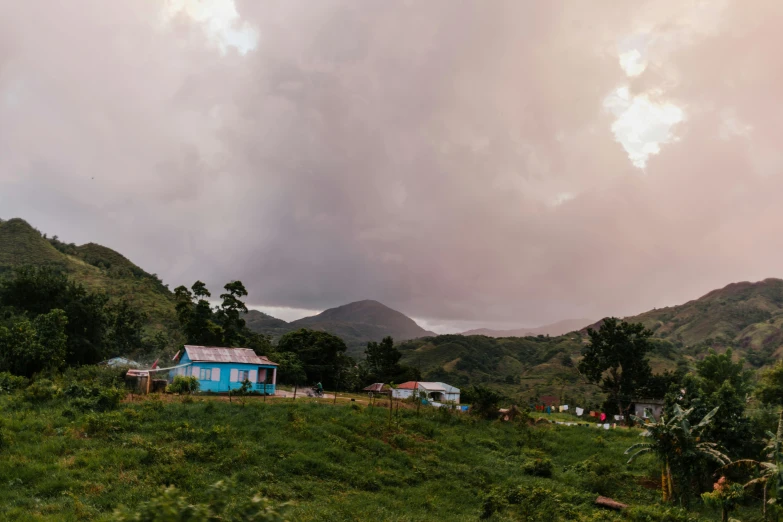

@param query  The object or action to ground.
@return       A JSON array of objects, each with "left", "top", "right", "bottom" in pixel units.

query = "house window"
[
  {"left": 237, "top": 370, "right": 249, "bottom": 382},
  {"left": 199, "top": 368, "right": 212, "bottom": 381}
]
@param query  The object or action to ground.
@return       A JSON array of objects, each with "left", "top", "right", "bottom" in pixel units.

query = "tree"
[
  {"left": 578, "top": 318, "right": 653, "bottom": 423},
  {"left": 107, "top": 300, "right": 148, "bottom": 357},
  {"left": 174, "top": 282, "right": 223, "bottom": 346},
  {"left": 757, "top": 360, "right": 783, "bottom": 406},
  {"left": 365, "top": 336, "right": 403, "bottom": 382},
  {"left": 174, "top": 280, "right": 259, "bottom": 348},
  {"left": 466, "top": 385, "right": 504, "bottom": 420},
  {"left": 625, "top": 404, "right": 730, "bottom": 505},
  {"left": 0, "top": 266, "right": 111, "bottom": 365},
  {"left": 216, "top": 281, "right": 249, "bottom": 346},
  {"left": 721, "top": 410, "right": 783, "bottom": 519},
  {"left": 269, "top": 352, "right": 306, "bottom": 386},
  {"left": 0, "top": 309, "right": 68, "bottom": 377},
  {"left": 696, "top": 348, "right": 753, "bottom": 397},
  {"left": 276, "top": 329, "right": 352, "bottom": 389},
  {"left": 668, "top": 349, "right": 756, "bottom": 459}
]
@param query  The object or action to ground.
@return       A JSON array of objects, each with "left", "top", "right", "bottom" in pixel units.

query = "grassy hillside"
[
  {"left": 0, "top": 387, "right": 723, "bottom": 521},
  {"left": 0, "top": 218, "right": 179, "bottom": 340},
  {"left": 596, "top": 278, "right": 783, "bottom": 367},
  {"left": 247, "top": 300, "right": 437, "bottom": 357},
  {"left": 0, "top": 218, "right": 66, "bottom": 270}
]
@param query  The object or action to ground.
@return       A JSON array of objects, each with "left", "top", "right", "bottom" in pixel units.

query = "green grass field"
[{"left": 0, "top": 386, "right": 755, "bottom": 522}]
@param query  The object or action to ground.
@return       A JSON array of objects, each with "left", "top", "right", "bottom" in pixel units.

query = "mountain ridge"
[
  {"left": 584, "top": 277, "right": 783, "bottom": 367},
  {"left": 461, "top": 318, "right": 594, "bottom": 338}
]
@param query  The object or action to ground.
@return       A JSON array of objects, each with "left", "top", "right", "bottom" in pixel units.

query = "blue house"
[{"left": 172, "top": 346, "right": 278, "bottom": 394}]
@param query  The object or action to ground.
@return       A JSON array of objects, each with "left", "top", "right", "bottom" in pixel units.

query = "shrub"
[
  {"left": 467, "top": 385, "right": 504, "bottom": 419},
  {"left": 64, "top": 382, "right": 125, "bottom": 412},
  {"left": 481, "top": 485, "right": 578, "bottom": 521},
  {"left": 83, "top": 411, "right": 129, "bottom": 436},
  {"left": 0, "top": 372, "right": 28, "bottom": 394},
  {"left": 521, "top": 457, "right": 553, "bottom": 478},
  {"left": 166, "top": 375, "right": 200, "bottom": 394},
  {"left": 625, "top": 505, "right": 697, "bottom": 522},
  {"left": 23, "top": 378, "right": 58, "bottom": 403},
  {"left": 111, "top": 480, "right": 289, "bottom": 521}
]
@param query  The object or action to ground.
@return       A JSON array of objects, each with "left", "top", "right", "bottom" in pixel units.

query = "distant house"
[
  {"left": 539, "top": 395, "right": 558, "bottom": 407},
  {"left": 171, "top": 346, "right": 278, "bottom": 394},
  {"left": 633, "top": 398, "right": 664, "bottom": 421},
  {"left": 392, "top": 381, "right": 460, "bottom": 404}
]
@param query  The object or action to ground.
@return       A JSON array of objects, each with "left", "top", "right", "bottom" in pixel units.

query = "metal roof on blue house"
[{"left": 172, "top": 346, "right": 279, "bottom": 394}]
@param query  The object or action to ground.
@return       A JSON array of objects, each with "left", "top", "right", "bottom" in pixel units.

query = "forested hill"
[
  {"left": 586, "top": 278, "right": 783, "bottom": 368},
  {"left": 0, "top": 218, "right": 178, "bottom": 336},
  {"left": 397, "top": 331, "right": 688, "bottom": 404},
  {"left": 245, "top": 300, "right": 436, "bottom": 357}
]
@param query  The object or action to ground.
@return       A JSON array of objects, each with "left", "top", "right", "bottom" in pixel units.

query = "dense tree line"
[{"left": 0, "top": 266, "right": 151, "bottom": 376}]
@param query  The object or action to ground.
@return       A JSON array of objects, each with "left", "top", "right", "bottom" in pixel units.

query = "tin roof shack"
[
  {"left": 172, "top": 346, "right": 279, "bottom": 395},
  {"left": 363, "top": 383, "right": 392, "bottom": 396},
  {"left": 392, "top": 381, "right": 461, "bottom": 404},
  {"left": 634, "top": 398, "right": 664, "bottom": 421}
]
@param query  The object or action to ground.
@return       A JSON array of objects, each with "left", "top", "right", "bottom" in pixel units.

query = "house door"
[{"left": 257, "top": 368, "right": 268, "bottom": 392}]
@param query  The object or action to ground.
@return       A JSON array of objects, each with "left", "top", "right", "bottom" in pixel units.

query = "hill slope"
[
  {"left": 246, "top": 300, "right": 436, "bottom": 356},
  {"left": 0, "top": 218, "right": 178, "bottom": 336},
  {"left": 462, "top": 318, "right": 594, "bottom": 338},
  {"left": 587, "top": 278, "right": 783, "bottom": 367}
]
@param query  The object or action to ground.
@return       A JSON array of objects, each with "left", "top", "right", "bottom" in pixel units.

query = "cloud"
[{"left": 2, "top": 0, "right": 783, "bottom": 331}]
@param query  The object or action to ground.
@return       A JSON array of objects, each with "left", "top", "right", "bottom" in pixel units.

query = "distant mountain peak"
[{"left": 245, "top": 299, "right": 435, "bottom": 356}]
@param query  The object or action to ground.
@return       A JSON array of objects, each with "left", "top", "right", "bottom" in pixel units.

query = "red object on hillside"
[{"left": 151, "top": 359, "right": 159, "bottom": 369}]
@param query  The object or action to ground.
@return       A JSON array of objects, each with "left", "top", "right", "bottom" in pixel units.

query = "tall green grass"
[{"left": 0, "top": 393, "right": 742, "bottom": 521}]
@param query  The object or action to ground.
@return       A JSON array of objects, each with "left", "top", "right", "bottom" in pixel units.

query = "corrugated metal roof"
[
  {"left": 184, "top": 346, "right": 278, "bottom": 366},
  {"left": 417, "top": 382, "right": 447, "bottom": 392},
  {"left": 363, "top": 383, "right": 391, "bottom": 392},
  {"left": 397, "top": 381, "right": 450, "bottom": 392}
]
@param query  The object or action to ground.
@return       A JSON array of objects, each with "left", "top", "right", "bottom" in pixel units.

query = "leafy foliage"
[
  {"left": 364, "top": 336, "right": 420, "bottom": 384},
  {"left": 0, "top": 309, "right": 68, "bottom": 377},
  {"left": 166, "top": 375, "right": 200, "bottom": 394},
  {"left": 626, "top": 404, "right": 730, "bottom": 504},
  {"left": 757, "top": 360, "right": 783, "bottom": 406},
  {"left": 111, "top": 480, "right": 289, "bottom": 521},
  {"left": 277, "top": 329, "right": 353, "bottom": 389},
  {"left": 465, "top": 385, "right": 504, "bottom": 419}
]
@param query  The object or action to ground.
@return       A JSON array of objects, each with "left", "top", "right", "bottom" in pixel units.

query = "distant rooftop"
[{"left": 184, "top": 346, "right": 277, "bottom": 366}]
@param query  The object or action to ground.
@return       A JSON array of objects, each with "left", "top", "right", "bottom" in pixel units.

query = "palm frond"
[
  {"left": 624, "top": 442, "right": 654, "bottom": 455},
  {"left": 626, "top": 447, "right": 653, "bottom": 464},
  {"left": 696, "top": 406, "right": 720, "bottom": 428}
]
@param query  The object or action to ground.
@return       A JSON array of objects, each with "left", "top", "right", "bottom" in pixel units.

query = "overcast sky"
[{"left": 2, "top": 1, "right": 782, "bottom": 333}]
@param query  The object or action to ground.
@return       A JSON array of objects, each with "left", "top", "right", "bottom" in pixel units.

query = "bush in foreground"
[{"left": 112, "top": 480, "right": 289, "bottom": 521}]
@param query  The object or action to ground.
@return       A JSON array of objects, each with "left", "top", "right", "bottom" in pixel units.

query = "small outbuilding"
[
  {"left": 633, "top": 398, "right": 664, "bottom": 421},
  {"left": 392, "top": 381, "right": 460, "bottom": 404},
  {"left": 171, "top": 346, "right": 279, "bottom": 394},
  {"left": 363, "top": 383, "right": 392, "bottom": 397}
]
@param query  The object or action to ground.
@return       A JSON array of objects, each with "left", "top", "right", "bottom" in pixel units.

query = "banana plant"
[
  {"left": 721, "top": 410, "right": 783, "bottom": 519},
  {"left": 625, "top": 404, "right": 730, "bottom": 503}
]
